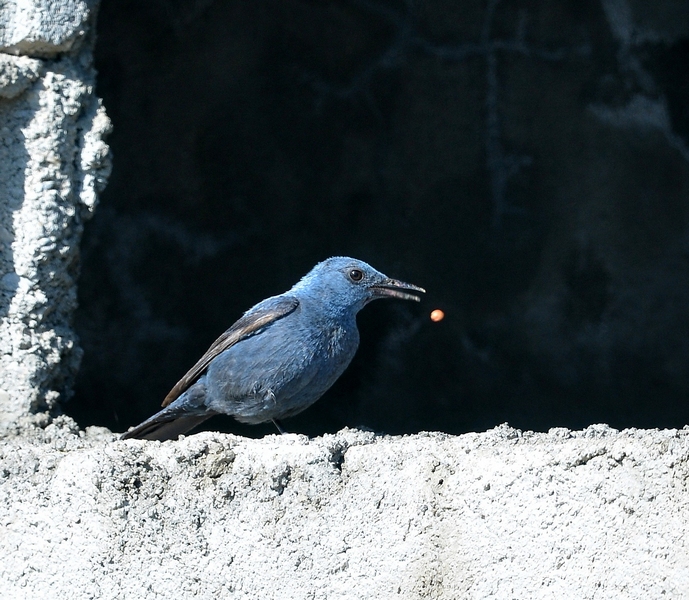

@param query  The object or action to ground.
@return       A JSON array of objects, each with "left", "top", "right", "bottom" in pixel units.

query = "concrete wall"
[
  {"left": 0, "top": 0, "right": 111, "bottom": 428},
  {"left": 2, "top": 421, "right": 688, "bottom": 599}
]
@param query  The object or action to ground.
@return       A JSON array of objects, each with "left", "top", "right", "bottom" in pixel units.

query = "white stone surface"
[
  {"left": 0, "top": 54, "right": 41, "bottom": 98},
  {"left": 1, "top": 421, "right": 687, "bottom": 599},
  {"left": 0, "top": 0, "right": 110, "bottom": 428},
  {"left": 0, "top": 0, "right": 96, "bottom": 56}
]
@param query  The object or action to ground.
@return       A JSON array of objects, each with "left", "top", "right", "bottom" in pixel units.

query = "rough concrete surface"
[
  {"left": 1, "top": 421, "right": 687, "bottom": 599},
  {"left": 0, "top": 0, "right": 111, "bottom": 427},
  {"left": 0, "top": 0, "right": 97, "bottom": 56}
]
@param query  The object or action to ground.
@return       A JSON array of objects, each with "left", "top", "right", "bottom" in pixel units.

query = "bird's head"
[{"left": 292, "top": 257, "right": 425, "bottom": 315}]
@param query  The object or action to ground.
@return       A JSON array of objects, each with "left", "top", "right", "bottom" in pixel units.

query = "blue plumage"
[{"left": 121, "top": 257, "right": 424, "bottom": 440}]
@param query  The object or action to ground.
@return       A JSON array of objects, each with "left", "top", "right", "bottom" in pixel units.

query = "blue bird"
[{"left": 121, "top": 257, "right": 424, "bottom": 440}]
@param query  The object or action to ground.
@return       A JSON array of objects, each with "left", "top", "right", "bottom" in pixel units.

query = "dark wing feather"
[{"left": 161, "top": 295, "right": 299, "bottom": 407}]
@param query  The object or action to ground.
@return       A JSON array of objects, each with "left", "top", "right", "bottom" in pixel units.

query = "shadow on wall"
[{"left": 70, "top": 0, "right": 689, "bottom": 437}]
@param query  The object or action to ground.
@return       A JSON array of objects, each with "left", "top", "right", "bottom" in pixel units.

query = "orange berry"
[{"left": 430, "top": 309, "right": 444, "bottom": 322}]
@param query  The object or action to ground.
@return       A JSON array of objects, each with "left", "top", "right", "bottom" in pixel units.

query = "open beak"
[{"left": 371, "top": 278, "right": 426, "bottom": 302}]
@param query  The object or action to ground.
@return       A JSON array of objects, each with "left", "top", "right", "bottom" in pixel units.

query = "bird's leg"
[{"left": 272, "top": 419, "right": 287, "bottom": 435}]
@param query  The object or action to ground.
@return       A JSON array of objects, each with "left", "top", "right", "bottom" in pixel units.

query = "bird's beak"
[{"left": 370, "top": 278, "right": 426, "bottom": 302}]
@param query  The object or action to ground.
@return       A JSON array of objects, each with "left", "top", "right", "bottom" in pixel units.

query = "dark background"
[{"left": 70, "top": 0, "right": 689, "bottom": 437}]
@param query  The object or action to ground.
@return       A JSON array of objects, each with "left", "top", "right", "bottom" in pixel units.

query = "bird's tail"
[
  {"left": 121, "top": 382, "right": 218, "bottom": 441},
  {"left": 121, "top": 412, "right": 217, "bottom": 441}
]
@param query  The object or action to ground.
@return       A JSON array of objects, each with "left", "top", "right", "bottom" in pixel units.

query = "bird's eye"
[{"left": 348, "top": 269, "right": 364, "bottom": 282}]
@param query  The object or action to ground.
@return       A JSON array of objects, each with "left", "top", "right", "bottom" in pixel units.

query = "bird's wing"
[{"left": 161, "top": 295, "right": 300, "bottom": 407}]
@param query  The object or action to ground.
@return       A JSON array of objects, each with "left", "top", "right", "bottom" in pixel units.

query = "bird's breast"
[{"left": 325, "top": 324, "right": 348, "bottom": 358}]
